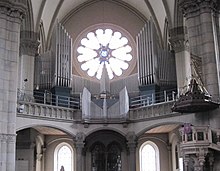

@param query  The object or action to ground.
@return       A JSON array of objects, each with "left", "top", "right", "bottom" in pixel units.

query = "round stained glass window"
[{"left": 76, "top": 28, "right": 133, "bottom": 80}]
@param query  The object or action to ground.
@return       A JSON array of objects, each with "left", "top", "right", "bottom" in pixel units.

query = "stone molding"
[
  {"left": 0, "top": 0, "right": 26, "bottom": 22},
  {"left": 179, "top": 0, "right": 218, "bottom": 18},
  {"left": 0, "top": 133, "right": 16, "bottom": 143}
]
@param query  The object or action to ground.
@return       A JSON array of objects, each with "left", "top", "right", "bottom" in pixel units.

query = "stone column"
[
  {"left": 126, "top": 132, "right": 137, "bottom": 171},
  {"left": 0, "top": 1, "right": 26, "bottom": 171},
  {"left": 179, "top": 0, "right": 220, "bottom": 99},
  {"left": 170, "top": 26, "right": 191, "bottom": 93},
  {"left": 75, "top": 132, "right": 85, "bottom": 171},
  {"left": 19, "top": 31, "right": 39, "bottom": 94}
]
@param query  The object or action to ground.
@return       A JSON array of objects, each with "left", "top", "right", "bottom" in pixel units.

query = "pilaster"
[
  {"left": 75, "top": 132, "right": 85, "bottom": 171},
  {"left": 126, "top": 132, "right": 137, "bottom": 171}
]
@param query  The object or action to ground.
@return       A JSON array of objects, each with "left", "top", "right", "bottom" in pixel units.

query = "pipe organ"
[
  {"left": 34, "top": 22, "right": 72, "bottom": 90},
  {"left": 51, "top": 22, "right": 72, "bottom": 87},
  {"left": 137, "top": 19, "right": 176, "bottom": 88}
]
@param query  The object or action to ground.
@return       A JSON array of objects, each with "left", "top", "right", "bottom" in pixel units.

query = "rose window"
[{"left": 77, "top": 29, "right": 133, "bottom": 79}]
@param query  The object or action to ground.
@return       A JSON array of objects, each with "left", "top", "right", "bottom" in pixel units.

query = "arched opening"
[
  {"left": 54, "top": 143, "right": 74, "bottom": 171},
  {"left": 139, "top": 141, "right": 160, "bottom": 171},
  {"left": 85, "top": 130, "right": 126, "bottom": 171},
  {"left": 16, "top": 127, "right": 75, "bottom": 171}
]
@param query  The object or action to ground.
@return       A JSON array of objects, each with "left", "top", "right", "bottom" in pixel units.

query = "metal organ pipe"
[
  {"left": 149, "top": 20, "right": 154, "bottom": 84},
  {"left": 136, "top": 34, "right": 141, "bottom": 85},
  {"left": 55, "top": 22, "right": 72, "bottom": 87},
  {"left": 137, "top": 20, "right": 158, "bottom": 86},
  {"left": 146, "top": 21, "right": 151, "bottom": 84},
  {"left": 144, "top": 24, "right": 148, "bottom": 85}
]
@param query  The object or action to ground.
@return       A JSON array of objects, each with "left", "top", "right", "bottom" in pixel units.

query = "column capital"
[
  {"left": 20, "top": 31, "right": 39, "bottom": 56},
  {"left": 126, "top": 132, "right": 137, "bottom": 143},
  {"left": 76, "top": 132, "right": 85, "bottom": 142},
  {"left": 179, "top": 0, "right": 218, "bottom": 18},
  {"left": 75, "top": 132, "right": 85, "bottom": 149},
  {"left": 169, "top": 26, "right": 189, "bottom": 53},
  {"left": 0, "top": 0, "right": 26, "bottom": 23},
  {"left": 0, "top": 133, "right": 16, "bottom": 143},
  {"left": 126, "top": 132, "right": 137, "bottom": 151}
]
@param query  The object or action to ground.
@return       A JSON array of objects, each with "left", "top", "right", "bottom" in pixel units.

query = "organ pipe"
[
  {"left": 34, "top": 21, "right": 72, "bottom": 90},
  {"left": 137, "top": 19, "right": 176, "bottom": 87}
]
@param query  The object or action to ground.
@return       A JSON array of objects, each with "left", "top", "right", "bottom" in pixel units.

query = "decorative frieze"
[{"left": 0, "top": 0, "right": 26, "bottom": 22}]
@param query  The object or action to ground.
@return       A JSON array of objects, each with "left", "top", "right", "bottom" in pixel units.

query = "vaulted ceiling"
[{"left": 30, "top": 0, "right": 176, "bottom": 44}]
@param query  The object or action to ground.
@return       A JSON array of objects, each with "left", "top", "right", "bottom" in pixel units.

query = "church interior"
[{"left": 1, "top": 0, "right": 220, "bottom": 171}]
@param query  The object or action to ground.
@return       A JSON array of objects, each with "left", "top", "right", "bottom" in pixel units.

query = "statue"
[{"left": 60, "top": 166, "right": 65, "bottom": 171}]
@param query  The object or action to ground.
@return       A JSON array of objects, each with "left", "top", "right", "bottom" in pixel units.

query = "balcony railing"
[
  {"left": 17, "top": 88, "right": 179, "bottom": 121},
  {"left": 17, "top": 89, "right": 81, "bottom": 109},
  {"left": 17, "top": 89, "right": 81, "bottom": 121},
  {"left": 129, "top": 89, "right": 177, "bottom": 109}
]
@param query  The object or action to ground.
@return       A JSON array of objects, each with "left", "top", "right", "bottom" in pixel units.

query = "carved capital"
[
  {"left": 179, "top": 0, "right": 218, "bottom": 18},
  {"left": 126, "top": 132, "right": 137, "bottom": 152},
  {"left": 0, "top": 133, "right": 16, "bottom": 143},
  {"left": 75, "top": 132, "right": 85, "bottom": 151},
  {"left": 20, "top": 39, "right": 39, "bottom": 56},
  {"left": 76, "top": 132, "right": 85, "bottom": 143},
  {"left": 169, "top": 27, "right": 189, "bottom": 53},
  {"left": 0, "top": 0, "right": 26, "bottom": 23},
  {"left": 126, "top": 131, "right": 137, "bottom": 143},
  {"left": 20, "top": 31, "right": 39, "bottom": 56}
]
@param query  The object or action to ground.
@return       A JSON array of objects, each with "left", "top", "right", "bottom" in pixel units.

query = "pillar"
[
  {"left": 0, "top": 0, "right": 26, "bottom": 171},
  {"left": 179, "top": 0, "right": 220, "bottom": 100},
  {"left": 170, "top": 26, "right": 191, "bottom": 93},
  {"left": 19, "top": 31, "right": 39, "bottom": 94},
  {"left": 75, "top": 132, "right": 85, "bottom": 171},
  {"left": 126, "top": 132, "right": 137, "bottom": 171}
]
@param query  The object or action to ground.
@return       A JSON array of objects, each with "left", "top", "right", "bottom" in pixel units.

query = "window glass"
[
  {"left": 55, "top": 144, "right": 73, "bottom": 171},
  {"left": 140, "top": 142, "right": 160, "bottom": 171},
  {"left": 77, "top": 29, "right": 133, "bottom": 80}
]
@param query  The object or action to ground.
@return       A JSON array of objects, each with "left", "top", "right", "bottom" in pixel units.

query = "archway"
[{"left": 84, "top": 130, "right": 127, "bottom": 171}]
